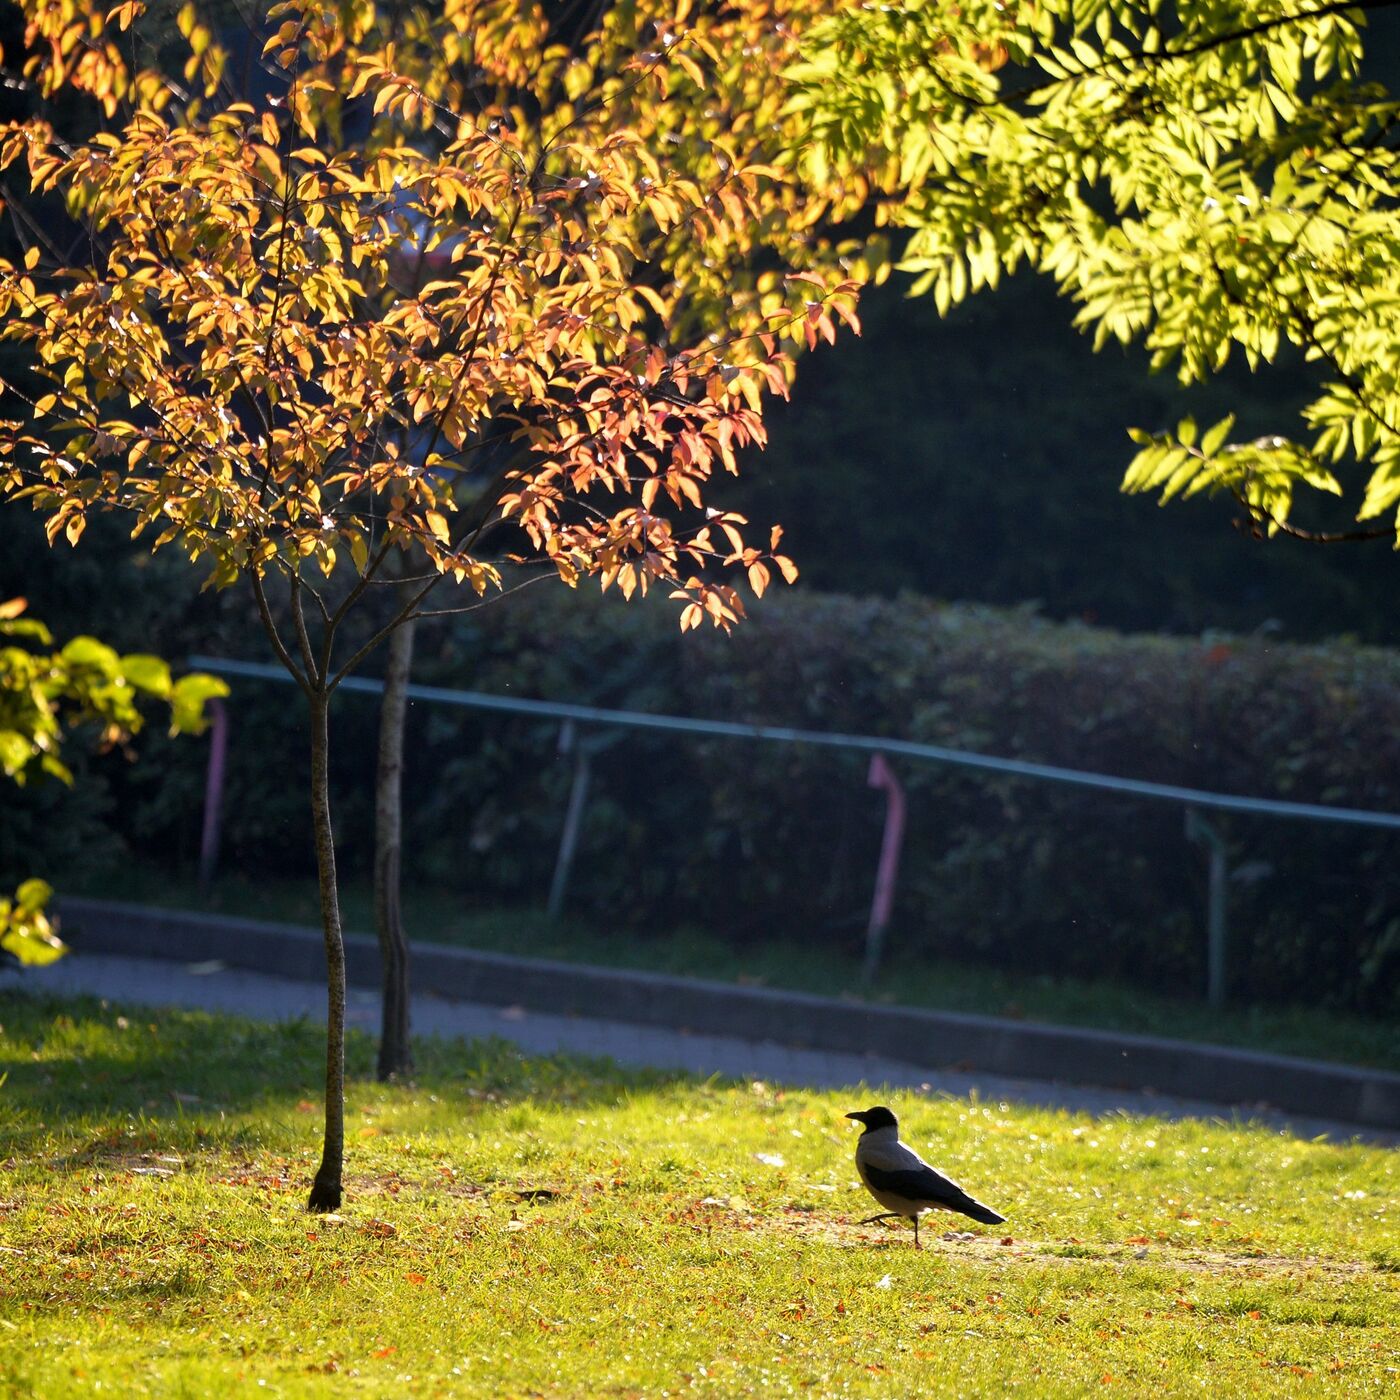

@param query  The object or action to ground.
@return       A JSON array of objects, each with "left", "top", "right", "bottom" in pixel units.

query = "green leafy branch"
[
  {"left": 0, "top": 597, "right": 227, "bottom": 965},
  {"left": 1122, "top": 413, "right": 1343, "bottom": 532},
  {"left": 791, "top": 0, "right": 1400, "bottom": 544}
]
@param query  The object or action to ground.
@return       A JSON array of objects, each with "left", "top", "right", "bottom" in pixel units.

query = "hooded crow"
[{"left": 846, "top": 1105, "right": 1005, "bottom": 1248}]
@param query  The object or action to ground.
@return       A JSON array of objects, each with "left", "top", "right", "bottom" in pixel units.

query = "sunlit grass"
[
  {"left": 2, "top": 993, "right": 1396, "bottom": 1397},
  {"left": 0, "top": 991, "right": 1394, "bottom": 1394}
]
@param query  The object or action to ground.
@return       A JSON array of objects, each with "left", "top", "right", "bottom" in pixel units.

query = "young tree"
[
  {"left": 0, "top": 597, "right": 225, "bottom": 965},
  {"left": 333, "top": 0, "right": 880, "bottom": 1079},
  {"left": 789, "top": 0, "right": 1400, "bottom": 542},
  {"left": 0, "top": 0, "right": 857, "bottom": 1208}
]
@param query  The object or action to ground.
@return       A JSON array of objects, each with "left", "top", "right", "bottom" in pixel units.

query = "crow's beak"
[{"left": 845, "top": 1111, "right": 864, "bottom": 1123}]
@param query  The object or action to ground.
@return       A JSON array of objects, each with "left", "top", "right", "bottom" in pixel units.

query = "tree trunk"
[
  {"left": 374, "top": 612, "right": 415, "bottom": 1080},
  {"left": 306, "top": 687, "right": 347, "bottom": 1213}
]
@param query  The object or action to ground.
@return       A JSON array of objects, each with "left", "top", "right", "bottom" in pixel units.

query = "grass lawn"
[
  {"left": 1, "top": 994, "right": 1397, "bottom": 1397},
  {"left": 72, "top": 867, "right": 1400, "bottom": 1074}
]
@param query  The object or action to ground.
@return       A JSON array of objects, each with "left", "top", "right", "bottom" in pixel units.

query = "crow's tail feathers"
[{"left": 949, "top": 1192, "right": 1006, "bottom": 1226}]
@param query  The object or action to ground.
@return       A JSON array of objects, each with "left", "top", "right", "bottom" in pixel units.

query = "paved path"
[{"left": 15, "top": 950, "right": 1396, "bottom": 1144}]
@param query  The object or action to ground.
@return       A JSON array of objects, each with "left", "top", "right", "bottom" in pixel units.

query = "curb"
[{"left": 55, "top": 896, "right": 1400, "bottom": 1131}]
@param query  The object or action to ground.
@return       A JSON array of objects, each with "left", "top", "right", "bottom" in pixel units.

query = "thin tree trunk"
[
  {"left": 306, "top": 686, "right": 346, "bottom": 1213},
  {"left": 374, "top": 611, "right": 415, "bottom": 1080}
]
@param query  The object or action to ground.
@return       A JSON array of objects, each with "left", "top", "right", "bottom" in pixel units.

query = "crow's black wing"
[{"left": 863, "top": 1162, "right": 1006, "bottom": 1225}]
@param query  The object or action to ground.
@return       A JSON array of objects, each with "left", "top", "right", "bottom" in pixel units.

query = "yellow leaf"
[{"left": 106, "top": 1, "right": 145, "bottom": 31}]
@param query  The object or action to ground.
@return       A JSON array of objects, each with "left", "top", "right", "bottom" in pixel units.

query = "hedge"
[{"left": 9, "top": 586, "right": 1400, "bottom": 1013}]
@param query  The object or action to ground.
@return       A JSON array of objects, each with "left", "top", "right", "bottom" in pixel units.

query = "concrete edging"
[{"left": 53, "top": 896, "right": 1400, "bottom": 1131}]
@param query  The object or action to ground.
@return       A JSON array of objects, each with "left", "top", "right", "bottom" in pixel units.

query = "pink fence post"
[
  {"left": 863, "top": 752, "right": 907, "bottom": 985},
  {"left": 198, "top": 696, "right": 229, "bottom": 894}
]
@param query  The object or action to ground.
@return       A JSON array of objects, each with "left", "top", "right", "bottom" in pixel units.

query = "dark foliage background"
[{"left": 740, "top": 275, "right": 1400, "bottom": 644}]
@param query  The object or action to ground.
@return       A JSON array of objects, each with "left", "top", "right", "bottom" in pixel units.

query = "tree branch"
[
  {"left": 251, "top": 566, "right": 312, "bottom": 698},
  {"left": 1233, "top": 489, "right": 1396, "bottom": 543},
  {"left": 289, "top": 569, "right": 321, "bottom": 688},
  {"left": 995, "top": 0, "right": 1400, "bottom": 111},
  {"left": 328, "top": 574, "right": 444, "bottom": 693},
  {"left": 412, "top": 568, "right": 555, "bottom": 617}
]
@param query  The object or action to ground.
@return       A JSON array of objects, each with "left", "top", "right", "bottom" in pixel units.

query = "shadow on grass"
[{"left": 0, "top": 988, "right": 694, "bottom": 1165}]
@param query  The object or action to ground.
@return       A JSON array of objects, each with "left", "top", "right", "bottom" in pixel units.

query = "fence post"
[
  {"left": 863, "top": 753, "right": 907, "bottom": 985},
  {"left": 1185, "top": 807, "right": 1229, "bottom": 1008},
  {"left": 547, "top": 720, "right": 593, "bottom": 921},
  {"left": 198, "top": 697, "right": 229, "bottom": 894}
]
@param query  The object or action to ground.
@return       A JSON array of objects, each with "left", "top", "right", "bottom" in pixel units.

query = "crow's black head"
[{"left": 845, "top": 1106, "right": 898, "bottom": 1132}]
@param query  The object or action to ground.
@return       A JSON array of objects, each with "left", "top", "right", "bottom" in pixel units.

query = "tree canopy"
[
  {"left": 0, "top": 0, "right": 864, "bottom": 635},
  {"left": 790, "top": 0, "right": 1400, "bottom": 543}
]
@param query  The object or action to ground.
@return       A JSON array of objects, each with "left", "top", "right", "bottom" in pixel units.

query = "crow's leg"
[
  {"left": 857, "top": 1212, "right": 901, "bottom": 1226},
  {"left": 913, "top": 1214, "right": 921, "bottom": 1250}
]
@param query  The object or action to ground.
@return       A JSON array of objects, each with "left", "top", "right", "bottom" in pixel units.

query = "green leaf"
[
  {"left": 0, "top": 729, "right": 33, "bottom": 779},
  {"left": 0, "top": 617, "right": 53, "bottom": 644},
  {"left": 170, "top": 673, "right": 230, "bottom": 735},
  {"left": 1200, "top": 415, "right": 1235, "bottom": 459},
  {"left": 39, "top": 752, "right": 74, "bottom": 785},
  {"left": 1, "top": 877, "right": 65, "bottom": 966},
  {"left": 120, "top": 654, "right": 173, "bottom": 698},
  {"left": 15, "top": 877, "right": 53, "bottom": 913},
  {"left": 59, "top": 635, "right": 121, "bottom": 675}
]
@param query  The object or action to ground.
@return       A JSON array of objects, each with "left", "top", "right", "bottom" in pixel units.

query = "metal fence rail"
[{"left": 189, "top": 653, "right": 1400, "bottom": 1004}]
